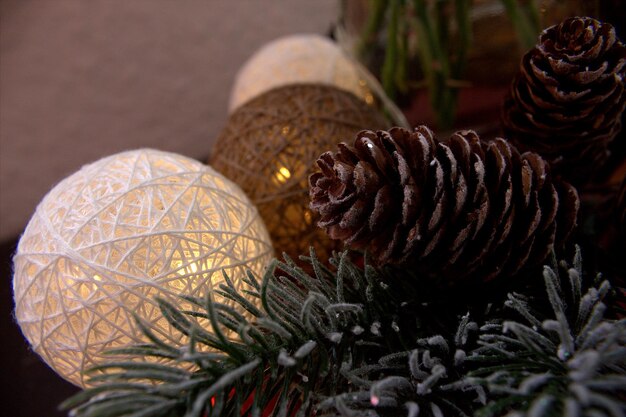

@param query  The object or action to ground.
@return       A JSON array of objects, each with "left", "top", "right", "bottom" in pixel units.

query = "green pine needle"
[{"left": 61, "top": 248, "right": 625, "bottom": 417}]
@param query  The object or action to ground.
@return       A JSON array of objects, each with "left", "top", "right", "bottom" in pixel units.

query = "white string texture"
[
  {"left": 13, "top": 149, "right": 274, "bottom": 387},
  {"left": 228, "top": 33, "right": 374, "bottom": 113}
]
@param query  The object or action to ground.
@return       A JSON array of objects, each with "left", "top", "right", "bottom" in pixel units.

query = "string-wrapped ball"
[
  {"left": 229, "top": 34, "right": 375, "bottom": 112},
  {"left": 13, "top": 149, "right": 273, "bottom": 387},
  {"left": 211, "top": 84, "right": 388, "bottom": 261}
]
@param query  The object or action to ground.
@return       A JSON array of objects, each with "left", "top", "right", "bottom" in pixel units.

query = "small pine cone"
[
  {"left": 309, "top": 126, "right": 579, "bottom": 283},
  {"left": 502, "top": 17, "right": 626, "bottom": 184}
]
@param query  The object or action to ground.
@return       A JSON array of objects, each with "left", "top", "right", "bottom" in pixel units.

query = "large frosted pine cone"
[
  {"left": 502, "top": 17, "right": 626, "bottom": 183},
  {"left": 309, "top": 126, "right": 579, "bottom": 283}
]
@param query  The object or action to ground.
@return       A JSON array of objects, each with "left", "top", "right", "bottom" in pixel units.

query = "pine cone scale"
[
  {"left": 338, "top": 198, "right": 369, "bottom": 232},
  {"left": 370, "top": 185, "right": 393, "bottom": 232},
  {"left": 354, "top": 135, "right": 394, "bottom": 179},
  {"left": 567, "top": 61, "right": 609, "bottom": 84},
  {"left": 314, "top": 155, "right": 338, "bottom": 184},
  {"left": 401, "top": 184, "right": 419, "bottom": 226},
  {"left": 336, "top": 143, "right": 359, "bottom": 164},
  {"left": 521, "top": 192, "right": 542, "bottom": 242},
  {"left": 354, "top": 162, "right": 381, "bottom": 195},
  {"left": 426, "top": 159, "right": 446, "bottom": 234}
]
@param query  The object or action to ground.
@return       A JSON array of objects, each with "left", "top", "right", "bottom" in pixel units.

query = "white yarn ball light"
[
  {"left": 13, "top": 149, "right": 274, "bottom": 387},
  {"left": 229, "top": 33, "right": 374, "bottom": 112}
]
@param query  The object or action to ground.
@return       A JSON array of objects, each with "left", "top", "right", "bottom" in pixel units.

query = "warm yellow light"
[
  {"left": 304, "top": 210, "right": 313, "bottom": 225},
  {"left": 174, "top": 253, "right": 201, "bottom": 277},
  {"left": 272, "top": 164, "right": 294, "bottom": 186},
  {"left": 90, "top": 274, "right": 102, "bottom": 292},
  {"left": 276, "top": 166, "right": 292, "bottom": 183},
  {"left": 13, "top": 149, "right": 274, "bottom": 387},
  {"left": 279, "top": 167, "right": 291, "bottom": 179}
]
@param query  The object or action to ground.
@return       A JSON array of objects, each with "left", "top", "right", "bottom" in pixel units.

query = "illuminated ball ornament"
[
  {"left": 229, "top": 34, "right": 375, "bottom": 112},
  {"left": 12, "top": 149, "right": 273, "bottom": 387},
  {"left": 211, "top": 84, "right": 387, "bottom": 260}
]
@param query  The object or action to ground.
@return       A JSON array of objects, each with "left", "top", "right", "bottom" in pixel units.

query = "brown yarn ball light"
[{"left": 210, "top": 84, "right": 388, "bottom": 260}]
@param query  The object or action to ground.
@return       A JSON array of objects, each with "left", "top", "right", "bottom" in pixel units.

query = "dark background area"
[{"left": 0, "top": 239, "right": 78, "bottom": 417}]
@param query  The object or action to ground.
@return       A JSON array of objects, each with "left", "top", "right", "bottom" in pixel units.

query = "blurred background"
[{"left": 0, "top": 1, "right": 336, "bottom": 415}]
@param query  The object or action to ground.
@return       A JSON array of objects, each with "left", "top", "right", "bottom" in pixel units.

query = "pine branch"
[
  {"left": 471, "top": 248, "right": 626, "bottom": 417},
  {"left": 316, "top": 312, "right": 485, "bottom": 417},
  {"left": 61, "top": 248, "right": 625, "bottom": 417},
  {"left": 61, "top": 250, "right": 437, "bottom": 417}
]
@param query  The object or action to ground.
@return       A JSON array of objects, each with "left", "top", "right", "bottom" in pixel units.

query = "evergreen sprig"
[
  {"left": 470, "top": 252, "right": 626, "bottom": 417},
  {"left": 61, "top": 249, "right": 625, "bottom": 417},
  {"left": 61, "top": 251, "right": 434, "bottom": 417},
  {"left": 316, "top": 250, "right": 626, "bottom": 417},
  {"left": 316, "top": 312, "right": 486, "bottom": 417}
]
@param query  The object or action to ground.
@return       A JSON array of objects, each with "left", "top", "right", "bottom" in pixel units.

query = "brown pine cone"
[
  {"left": 502, "top": 17, "right": 626, "bottom": 184},
  {"left": 309, "top": 126, "right": 579, "bottom": 283}
]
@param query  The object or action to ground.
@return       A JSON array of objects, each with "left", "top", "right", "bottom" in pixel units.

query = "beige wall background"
[{"left": 0, "top": 0, "right": 338, "bottom": 240}]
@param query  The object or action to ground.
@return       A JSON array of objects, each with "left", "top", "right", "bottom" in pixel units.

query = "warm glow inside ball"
[
  {"left": 212, "top": 84, "right": 387, "bottom": 261},
  {"left": 229, "top": 33, "right": 374, "bottom": 112},
  {"left": 13, "top": 149, "right": 274, "bottom": 387}
]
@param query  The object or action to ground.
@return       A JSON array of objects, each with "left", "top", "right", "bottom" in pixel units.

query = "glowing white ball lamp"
[
  {"left": 229, "top": 33, "right": 375, "bottom": 112},
  {"left": 13, "top": 149, "right": 273, "bottom": 387}
]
